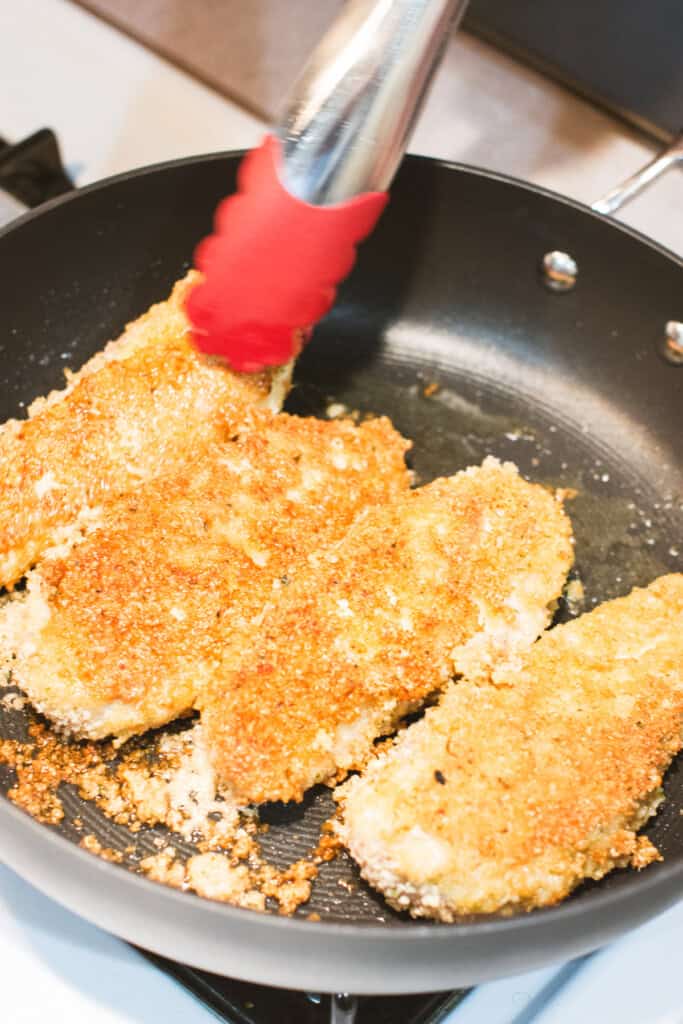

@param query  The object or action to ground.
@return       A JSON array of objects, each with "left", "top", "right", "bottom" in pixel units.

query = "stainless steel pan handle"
[
  {"left": 542, "top": 133, "right": 683, "bottom": 363},
  {"left": 592, "top": 131, "right": 683, "bottom": 216}
]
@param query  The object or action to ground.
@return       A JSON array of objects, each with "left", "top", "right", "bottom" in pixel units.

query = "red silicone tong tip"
[{"left": 185, "top": 134, "right": 388, "bottom": 373}]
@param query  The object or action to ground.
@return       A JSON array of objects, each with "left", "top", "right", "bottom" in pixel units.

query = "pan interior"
[
  {"left": 1, "top": 325, "right": 681, "bottom": 927},
  {"left": 0, "top": 155, "right": 681, "bottom": 931}
]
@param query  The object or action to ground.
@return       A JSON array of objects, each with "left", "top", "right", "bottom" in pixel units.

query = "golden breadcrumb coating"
[
  {"left": 340, "top": 574, "right": 683, "bottom": 920},
  {"left": 0, "top": 273, "right": 288, "bottom": 589},
  {"left": 0, "top": 410, "right": 410, "bottom": 739},
  {"left": 200, "top": 458, "right": 573, "bottom": 804}
]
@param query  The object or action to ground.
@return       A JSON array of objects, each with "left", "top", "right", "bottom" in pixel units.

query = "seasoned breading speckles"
[
  {"left": 200, "top": 458, "right": 573, "bottom": 805},
  {"left": 340, "top": 575, "right": 683, "bottom": 921},
  {"left": 0, "top": 410, "right": 410, "bottom": 740},
  {"left": 0, "top": 272, "right": 283, "bottom": 589}
]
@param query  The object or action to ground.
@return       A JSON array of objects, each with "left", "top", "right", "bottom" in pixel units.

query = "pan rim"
[
  {"left": 1, "top": 148, "right": 682, "bottom": 272},
  {"left": 0, "top": 151, "right": 681, "bottom": 965},
  {"left": 1, "top": 788, "right": 681, "bottom": 941}
]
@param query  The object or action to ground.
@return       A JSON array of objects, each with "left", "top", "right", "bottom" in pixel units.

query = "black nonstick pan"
[{"left": 0, "top": 149, "right": 681, "bottom": 996}]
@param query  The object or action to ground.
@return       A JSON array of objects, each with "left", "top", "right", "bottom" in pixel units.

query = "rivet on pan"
[
  {"left": 542, "top": 251, "right": 578, "bottom": 292},
  {"left": 661, "top": 321, "right": 683, "bottom": 365}
]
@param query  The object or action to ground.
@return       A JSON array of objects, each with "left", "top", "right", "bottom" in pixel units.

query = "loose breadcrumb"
[
  {"left": 565, "top": 577, "right": 585, "bottom": 616},
  {"left": 0, "top": 719, "right": 338, "bottom": 915},
  {"left": 80, "top": 834, "right": 124, "bottom": 864}
]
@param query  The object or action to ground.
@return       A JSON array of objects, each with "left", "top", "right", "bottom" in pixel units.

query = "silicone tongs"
[{"left": 186, "top": 0, "right": 468, "bottom": 372}]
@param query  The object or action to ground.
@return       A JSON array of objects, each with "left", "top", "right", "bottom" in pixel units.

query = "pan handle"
[{"left": 591, "top": 131, "right": 683, "bottom": 216}]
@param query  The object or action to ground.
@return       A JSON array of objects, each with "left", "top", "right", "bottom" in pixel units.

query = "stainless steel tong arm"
[{"left": 276, "top": 0, "right": 469, "bottom": 204}]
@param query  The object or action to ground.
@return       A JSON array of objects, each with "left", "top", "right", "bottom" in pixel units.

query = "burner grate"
[
  {"left": 140, "top": 950, "right": 469, "bottom": 1024},
  {"left": 0, "top": 129, "right": 73, "bottom": 209}
]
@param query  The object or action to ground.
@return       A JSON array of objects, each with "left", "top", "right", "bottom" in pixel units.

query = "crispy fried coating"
[
  {"left": 0, "top": 273, "right": 288, "bottom": 588},
  {"left": 200, "top": 458, "right": 573, "bottom": 804},
  {"left": 340, "top": 575, "right": 683, "bottom": 921},
  {"left": 0, "top": 410, "right": 410, "bottom": 739}
]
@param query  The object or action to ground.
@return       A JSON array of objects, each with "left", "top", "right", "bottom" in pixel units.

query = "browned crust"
[
  {"left": 4, "top": 409, "right": 411, "bottom": 739},
  {"left": 0, "top": 273, "right": 275, "bottom": 588},
  {"left": 341, "top": 574, "right": 683, "bottom": 919},
  {"left": 200, "top": 459, "right": 573, "bottom": 804}
]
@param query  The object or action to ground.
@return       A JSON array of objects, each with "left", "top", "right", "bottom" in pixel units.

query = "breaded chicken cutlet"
[
  {"left": 200, "top": 458, "right": 574, "bottom": 805},
  {"left": 340, "top": 574, "right": 683, "bottom": 921},
  {"left": 0, "top": 272, "right": 290, "bottom": 589},
  {"left": 0, "top": 410, "right": 410, "bottom": 740}
]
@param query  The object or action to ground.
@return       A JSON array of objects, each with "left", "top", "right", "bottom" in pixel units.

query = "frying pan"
[{"left": 0, "top": 148, "right": 681, "bottom": 997}]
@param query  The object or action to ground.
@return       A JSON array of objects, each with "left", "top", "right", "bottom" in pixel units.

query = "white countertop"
[
  {"left": 4, "top": 0, "right": 683, "bottom": 253},
  {"left": 1, "top": 2, "right": 682, "bottom": 1021}
]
